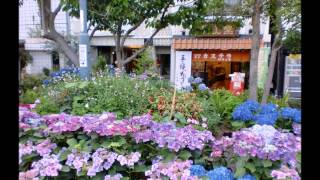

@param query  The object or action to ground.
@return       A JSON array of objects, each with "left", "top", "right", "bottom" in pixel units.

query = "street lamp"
[{"left": 79, "top": 0, "right": 91, "bottom": 80}]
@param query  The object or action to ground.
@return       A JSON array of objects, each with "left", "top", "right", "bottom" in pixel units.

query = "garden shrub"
[
  {"left": 35, "top": 97, "right": 60, "bottom": 115},
  {"left": 20, "top": 74, "right": 46, "bottom": 93},
  {"left": 21, "top": 90, "right": 39, "bottom": 104},
  {"left": 42, "top": 67, "right": 50, "bottom": 76},
  {"left": 134, "top": 50, "right": 154, "bottom": 75},
  {"left": 92, "top": 55, "right": 107, "bottom": 74},
  {"left": 34, "top": 73, "right": 173, "bottom": 119}
]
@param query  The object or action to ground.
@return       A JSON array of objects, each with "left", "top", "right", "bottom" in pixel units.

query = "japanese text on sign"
[
  {"left": 192, "top": 52, "right": 232, "bottom": 62},
  {"left": 175, "top": 51, "right": 192, "bottom": 89},
  {"left": 79, "top": 44, "right": 87, "bottom": 67}
]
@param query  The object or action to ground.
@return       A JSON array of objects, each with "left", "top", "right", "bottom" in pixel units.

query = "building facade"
[{"left": 19, "top": 0, "right": 271, "bottom": 89}]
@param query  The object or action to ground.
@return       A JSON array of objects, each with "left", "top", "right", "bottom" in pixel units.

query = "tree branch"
[
  {"left": 120, "top": 18, "right": 145, "bottom": 48},
  {"left": 122, "top": 28, "right": 161, "bottom": 65},
  {"left": 89, "top": 26, "right": 98, "bottom": 40},
  {"left": 121, "top": 3, "right": 171, "bottom": 65},
  {"left": 52, "top": 2, "right": 62, "bottom": 19}
]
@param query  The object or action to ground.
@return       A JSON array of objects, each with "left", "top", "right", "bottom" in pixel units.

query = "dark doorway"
[
  {"left": 97, "top": 46, "right": 112, "bottom": 64},
  {"left": 52, "top": 51, "right": 60, "bottom": 71},
  {"left": 158, "top": 54, "right": 170, "bottom": 78}
]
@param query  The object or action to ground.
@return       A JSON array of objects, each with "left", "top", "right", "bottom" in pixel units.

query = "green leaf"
[
  {"left": 77, "top": 134, "right": 88, "bottom": 140},
  {"left": 65, "top": 82, "right": 77, "bottom": 88},
  {"left": 175, "top": 112, "right": 186, "bottom": 124},
  {"left": 79, "top": 82, "right": 89, "bottom": 89},
  {"left": 234, "top": 167, "right": 246, "bottom": 178},
  {"left": 194, "top": 157, "right": 206, "bottom": 164},
  {"left": 159, "top": 149, "right": 175, "bottom": 163},
  {"left": 61, "top": 165, "right": 70, "bottom": 172},
  {"left": 91, "top": 173, "right": 104, "bottom": 180},
  {"left": 245, "top": 163, "right": 256, "bottom": 173},
  {"left": 101, "top": 141, "right": 110, "bottom": 148},
  {"left": 178, "top": 150, "right": 192, "bottom": 160},
  {"left": 231, "top": 121, "right": 245, "bottom": 129},
  {"left": 236, "top": 158, "right": 246, "bottom": 169},
  {"left": 59, "top": 150, "right": 71, "bottom": 161},
  {"left": 66, "top": 138, "right": 77, "bottom": 148},
  {"left": 262, "top": 160, "right": 273, "bottom": 167},
  {"left": 108, "top": 142, "right": 121, "bottom": 148},
  {"left": 33, "top": 132, "right": 43, "bottom": 138},
  {"left": 91, "top": 134, "right": 98, "bottom": 139},
  {"left": 132, "top": 164, "right": 149, "bottom": 172}
]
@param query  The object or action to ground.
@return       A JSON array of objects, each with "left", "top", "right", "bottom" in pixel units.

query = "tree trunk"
[
  {"left": 261, "top": 40, "right": 281, "bottom": 104},
  {"left": 43, "top": 30, "right": 79, "bottom": 66},
  {"left": 248, "top": 0, "right": 262, "bottom": 101},
  {"left": 261, "top": 0, "right": 282, "bottom": 104},
  {"left": 39, "top": 0, "right": 79, "bottom": 66}
]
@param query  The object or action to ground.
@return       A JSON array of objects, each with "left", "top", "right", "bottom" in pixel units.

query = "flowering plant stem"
[{"left": 169, "top": 86, "right": 177, "bottom": 120}]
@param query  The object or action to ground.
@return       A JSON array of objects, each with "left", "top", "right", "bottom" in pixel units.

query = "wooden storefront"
[{"left": 172, "top": 37, "right": 262, "bottom": 89}]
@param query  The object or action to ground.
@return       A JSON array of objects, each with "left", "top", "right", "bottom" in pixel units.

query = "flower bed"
[{"left": 19, "top": 107, "right": 301, "bottom": 180}]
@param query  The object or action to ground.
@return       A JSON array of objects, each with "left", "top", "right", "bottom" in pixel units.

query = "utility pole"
[{"left": 79, "top": 0, "right": 91, "bottom": 79}]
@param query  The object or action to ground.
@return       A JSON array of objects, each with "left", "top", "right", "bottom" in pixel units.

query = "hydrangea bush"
[
  {"left": 232, "top": 100, "right": 301, "bottom": 130},
  {"left": 19, "top": 107, "right": 301, "bottom": 180}
]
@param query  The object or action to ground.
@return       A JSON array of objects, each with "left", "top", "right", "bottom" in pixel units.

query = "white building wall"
[
  {"left": 19, "top": 0, "right": 41, "bottom": 40},
  {"left": 26, "top": 51, "right": 52, "bottom": 74},
  {"left": 19, "top": 0, "right": 69, "bottom": 40}
]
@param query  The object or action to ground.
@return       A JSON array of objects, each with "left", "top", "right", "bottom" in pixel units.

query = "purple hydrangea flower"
[{"left": 31, "top": 154, "right": 62, "bottom": 177}]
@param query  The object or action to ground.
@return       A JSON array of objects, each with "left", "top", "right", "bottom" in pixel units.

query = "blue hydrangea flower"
[
  {"left": 232, "top": 106, "right": 255, "bottom": 121},
  {"left": 206, "top": 166, "right": 234, "bottom": 180},
  {"left": 242, "top": 100, "right": 260, "bottom": 112},
  {"left": 188, "top": 76, "right": 195, "bottom": 83},
  {"left": 194, "top": 77, "right": 203, "bottom": 84},
  {"left": 254, "top": 113, "right": 278, "bottom": 125},
  {"left": 259, "top": 103, "right": 278, "bottom": 114},
  {"left": 237, "top": 174, "right": 256, "bottom": 180},
  {"left": 26, "top": 118, "right": 42, "bottom": 127},
  {"left": 184, "top": 85, "right": 193, "bottom": 92},
  {"left": 42, "top": 79, "right": 51, "bottom": 86},
  {"left": 198, "top": 83, "right": 208, "bottom": 91},
  {"left": 293, "top": 110, "right": 301, "bottom": 123},
  {"left": 280, "top": 107, "right": 301, "bottom": 123},
  {"left": 190, "top": 165, "right": 207, "bottom": 177}
]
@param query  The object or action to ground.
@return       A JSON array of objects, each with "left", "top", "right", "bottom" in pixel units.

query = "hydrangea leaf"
[
  {"left": 175, "top": 112, "right": 187, "bottom": 124},
  {"left": 262, "top": 160, "right": 273, "bottom": 167},
  {"left": 66, "top": 138, "right": 77, "bottom": 148},
  {"left": 231, "top": 121, "right": 245, "bottom": 129},
  {"left": 61, "top": 165, "right": 70, "bottom": 172},
  {"left": 245, "top": 163, "right": 256, "bottom": 173},
  {"left": 59, "top": 149, "right": 71, "bottom": 161},
  {"left": 234, "top": 167, "right": 246, "bottom": 178},
  {"left": 132, "top": 164, "right": 149, "bottom": 172},
  {"left": 178, "top": 150, "right": 192, "bottom": 160}
]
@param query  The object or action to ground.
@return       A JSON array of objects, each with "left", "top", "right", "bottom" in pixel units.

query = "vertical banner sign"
[
  {"left": 80, "top": 10, "right": 84, "bottom": 32},
  {"left": 175, "top": 51, "right": 192, "bottom": 89},
  {"left": 79, "top": 44, "right": 87, "bottom": 67}
]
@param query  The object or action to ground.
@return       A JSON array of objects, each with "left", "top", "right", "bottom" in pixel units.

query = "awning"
[{"left": 173, "top": 37, "right": 263, "bottom": 50}]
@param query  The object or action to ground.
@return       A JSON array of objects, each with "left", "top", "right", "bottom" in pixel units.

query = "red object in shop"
[
  {"left": 228, "top": 81, "right": 244, "bottom": 96},
  {"left": 228, "top": 72, "right": 245, "bottom": 96}
]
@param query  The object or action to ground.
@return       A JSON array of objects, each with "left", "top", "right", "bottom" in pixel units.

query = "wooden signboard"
[{"left": 192, "top": 50, "right": 250, "bottom": 62}]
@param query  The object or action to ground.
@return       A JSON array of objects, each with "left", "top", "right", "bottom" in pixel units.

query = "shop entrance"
[{"left": 191, "top": 50, "right": 250, "bottom": 90}]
